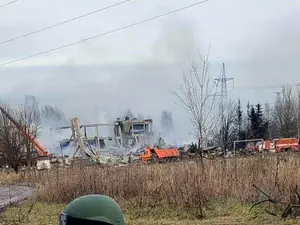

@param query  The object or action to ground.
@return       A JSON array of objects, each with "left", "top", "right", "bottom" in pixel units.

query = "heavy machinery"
[
  {"left": 258, "top": 138, "right": 299, "bottom": 152},
  {"left": 0, "top": 106, "right": 51, "bottom": 170},
  {"left": 141, "top": 146, "right": 180, "bottom": 163},
  {"left": 234, "top": 138, "right": 299, "bottom": 154},
  {"left": 274, "top": 138, "right": 299, "bottom": 152}
]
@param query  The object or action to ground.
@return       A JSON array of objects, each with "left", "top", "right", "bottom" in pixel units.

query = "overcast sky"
[{"left": 0, "top": 0, "right": 299, "bottom": 143}]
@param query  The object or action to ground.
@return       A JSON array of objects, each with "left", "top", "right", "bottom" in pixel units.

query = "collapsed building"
[
  {"left": 113, "top": 117, "right": 154, "bottom": 147},
  {"left": 53, "top": 117, "right": 155, "bottom": 166}
]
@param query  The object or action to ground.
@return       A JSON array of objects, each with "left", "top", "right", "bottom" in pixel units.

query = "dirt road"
[{"left": 0, "top": 185, "right": 34, "bottom": 211}]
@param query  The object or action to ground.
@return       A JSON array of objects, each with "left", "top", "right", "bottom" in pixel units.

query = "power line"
[
  {"left": 0, "top": 0, "right": 132, "bottom": 45},
  {"left": 0, "top": 0, "right": 18, "bottom": 9},
  {"left": 0, "top": 0, "right": 211, "bottom": 67}
]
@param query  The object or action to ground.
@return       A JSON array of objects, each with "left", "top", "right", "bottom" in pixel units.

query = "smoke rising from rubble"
[
  {"left": 1, "top": 16, "right": 198, "bottom": 149},
  {"left": 2, "top": 1, "right": 300, "bottom": 149}
]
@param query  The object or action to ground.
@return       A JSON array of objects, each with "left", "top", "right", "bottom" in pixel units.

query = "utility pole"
[{"left": 214, "top": 63, "right": 234, "bottom": 152}]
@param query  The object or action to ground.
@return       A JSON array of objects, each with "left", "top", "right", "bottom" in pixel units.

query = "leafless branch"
[
  {"left": 173, "top": 49, "right": 220, "bottom": 154},
  {"left": 0, "top": 99, "right": 42, "bottom": 172},
  {"left": 272, "top": 86, "right": 298, "bottom": 137},
  {"left": 250, "top": 184, "right": 300, "bottom": 219}
]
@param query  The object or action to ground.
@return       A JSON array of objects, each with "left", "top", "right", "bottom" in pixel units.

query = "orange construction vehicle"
[
  {"left": 0, "top": 106, "right": 51, "bottom": 169},
  {"left": 141, "top": 147, "right": 180, "bottom": 163}
]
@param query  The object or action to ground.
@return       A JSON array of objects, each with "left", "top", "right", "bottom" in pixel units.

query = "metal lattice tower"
[
  {"left": 215, "top": 63, "right": 234, "bottom": 119},
  {"left": 214, "top": 63, "right": 233, "bottom": 150}
]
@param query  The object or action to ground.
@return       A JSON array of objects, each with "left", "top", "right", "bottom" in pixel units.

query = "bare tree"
[
  {"left": 173, "top": 49, "right": 220, "bottom": 159},
  {"left": 25, "top": 95, "right": 41, "bottom": 123},
  {"left": 273, "top": 86, "right": 298, "bottom": 137},
  {"left": 17, "top": 103, "right": 42, "bottom": 167},
  {"left": 0, "top": 99, "right": 42, "bottom": 171},
  {"left": 264, "top": 102, "right": 274, "bottom": 139},
  {"left": 214, "top": 99, "right": 237, "bottom": 151},
  {"left": 41, "top": 104, "right": 66, "bottom": 123},
  {"left": 0, "top": 102, "right": 27, "bottom": 172}
]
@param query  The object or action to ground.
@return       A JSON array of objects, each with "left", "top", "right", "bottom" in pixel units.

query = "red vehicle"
[
  {"left": 274, "top": 138, "right": 299, "bottom": 152},
  {"left": 257, "top": 138, "right": 299, "bottom": 152},
  {"left": 258, "top": 139, "right": 273, "bottom": 152}
]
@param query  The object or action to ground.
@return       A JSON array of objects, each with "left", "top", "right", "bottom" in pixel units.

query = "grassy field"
[
  {"left": 1, "top": 153, "right": 300, "bottom": 224},
  {"left": 1, "top": 200, "right": 300, "bottom": 225}
]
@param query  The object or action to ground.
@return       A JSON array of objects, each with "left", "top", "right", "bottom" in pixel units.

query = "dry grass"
[
  {"left": 28, "top": 154, "right": 300, "bottom": 205},
  {"left": 2, "top": 153, "right": 300, "bottom": 223},
  {"left": 0, "top": 171, "right": 21, "bottom": 185}
]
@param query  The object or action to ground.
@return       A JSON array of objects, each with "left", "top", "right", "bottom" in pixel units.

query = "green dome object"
[{"left": 63, "top": 194, "right": 125, "bottom": 225}]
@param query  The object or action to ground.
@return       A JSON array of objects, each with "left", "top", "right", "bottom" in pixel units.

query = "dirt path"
[{"left": 0, "top": 185, "right": 34, "bottom": 211}]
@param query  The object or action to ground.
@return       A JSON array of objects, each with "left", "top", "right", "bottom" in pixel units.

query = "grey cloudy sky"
[{"left": 0, "top": 0, "right": 299, "bottom": 143}]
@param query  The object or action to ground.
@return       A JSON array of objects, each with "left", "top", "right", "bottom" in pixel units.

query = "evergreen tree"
[
  {"left": 246, "top": 101, "right": 251, "bottom": 138},
  {"left": 247, "top": 103, "right": 269, "bottom": 139},
  {"left": 235, "top": 99, "right": 243, "bottom": 140},
  {"left": 249, "top": 105, "right": 258, "bottom": 138},
  {"left": 256, "top": 104, "right": 263, "bottom": 124}
]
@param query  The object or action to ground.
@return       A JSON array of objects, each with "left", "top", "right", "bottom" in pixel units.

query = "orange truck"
[{"left": 141, "top": 147, "right": 180, "bottom": 163}]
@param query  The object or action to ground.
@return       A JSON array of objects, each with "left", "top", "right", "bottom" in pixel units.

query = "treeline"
[{"left": 216, "top": 86, "right": 300, "bottom": 150}]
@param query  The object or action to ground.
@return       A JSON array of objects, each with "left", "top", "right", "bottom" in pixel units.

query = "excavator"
[{"left": 0, "top": 106, "right": 51, "bottom": 170}]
